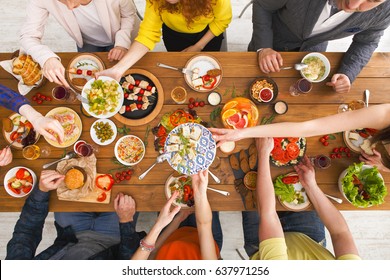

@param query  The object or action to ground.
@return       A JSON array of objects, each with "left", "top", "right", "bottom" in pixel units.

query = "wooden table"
[{"left": 1, "top": 52, "right": 390, "bottom": 212}]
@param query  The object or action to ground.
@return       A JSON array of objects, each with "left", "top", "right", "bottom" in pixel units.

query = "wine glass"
[
  {"left": 337, "top": 104, "right": 349, "bottom": 113},
  {"left": 40, "top": 145, "right": 51, "bottom": 157}
]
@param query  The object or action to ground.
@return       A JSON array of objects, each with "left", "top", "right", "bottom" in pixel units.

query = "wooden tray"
[{"left": 114, "top": 68, "right": 164, "bottom": 126}]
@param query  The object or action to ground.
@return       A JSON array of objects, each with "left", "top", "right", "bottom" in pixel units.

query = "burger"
[{"left": 64, "top": 168, "right": 85, "bottom": 189}]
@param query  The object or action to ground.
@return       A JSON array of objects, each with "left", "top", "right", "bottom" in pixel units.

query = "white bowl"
[
  {"left": 3, "top": 166, "right": 37, "bottom": 198},
  {"left": 300, "top": 52, "right": 330, "bottom": 83},
  {"left": 90, "top": 119, "right": 117, "bottom": 146},
  {"left": 338, "top": 164, "right": 384, "bottom": 208},
  {"left": 114, "top": 135, "right": 145, "bottom": 166},
  {"left": 81, "top": 76, "right": 124, "bottom": 119}
]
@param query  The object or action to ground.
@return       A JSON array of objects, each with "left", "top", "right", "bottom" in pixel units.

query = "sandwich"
[{"left": 65, "top": 168, "right": 85, "bottom": 189}]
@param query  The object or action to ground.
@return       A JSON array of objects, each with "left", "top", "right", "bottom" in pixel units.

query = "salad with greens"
[
  {"left": 274, "top": 174, "right": 305, "bottom": 205},
  {"left": 341, "top": 163, "right": 387, "bottom": 207}
]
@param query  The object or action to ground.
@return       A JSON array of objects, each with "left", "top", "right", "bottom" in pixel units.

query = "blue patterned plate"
[{"left": 164, "top": 123, "right": 216, "bottom": 175}]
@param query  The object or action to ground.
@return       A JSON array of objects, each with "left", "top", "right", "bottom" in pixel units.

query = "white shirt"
[
  {"left": 73, "top": 1, "right": 113, "bottom": 46},
  {"left": 310, "top": 3, "right": 353, "bottom": 37}
]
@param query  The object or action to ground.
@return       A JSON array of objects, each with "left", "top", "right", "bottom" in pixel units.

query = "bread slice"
[{"left": 12, "top": 54, "right": 27, "bottom": 75}]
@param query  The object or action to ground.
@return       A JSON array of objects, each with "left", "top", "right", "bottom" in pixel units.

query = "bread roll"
[{"left": 65, "top": 168, "right": 85, "bottom": 190}]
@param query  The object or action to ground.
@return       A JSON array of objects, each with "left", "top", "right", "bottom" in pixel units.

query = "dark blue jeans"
[
  {"left": 242, "top": 211, "right": 326, "bottom": 257},
  {"left": 179, "top": 211, "right": 223, "bottom": 251}
]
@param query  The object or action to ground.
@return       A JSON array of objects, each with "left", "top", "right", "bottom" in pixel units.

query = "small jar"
[
  {"left": 273, "top": 100, "right": 288, "bottom": 115},
  {"left": 207, "top": 91, "right": 222, "bottom": 106}
]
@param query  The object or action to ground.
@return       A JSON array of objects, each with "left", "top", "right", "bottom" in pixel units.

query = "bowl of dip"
[
  {"left": 300, "top": 53, "right": 330, "bottom": 83},
  {"left": 207, "top": 91, "right": 222, "bottom": 106},
  {"left": 273, "top": 101, "right": 288, "bottom": 115}
]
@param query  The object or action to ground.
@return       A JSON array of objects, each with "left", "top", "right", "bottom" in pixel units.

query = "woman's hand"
[
  {"left": 326, "top": 73, "right": 351, "bottom": 93},
  {"left": 209, "top": 127, "right": 243, "bottom": 147},
  {"left": 0, "top": 147, "right": 12, "bottom": 166},
  {"left": 31, "top": 116, "right": 65, "bottom": 143},
  {"left": 43, "top": 57, "right": 70, "bottom": 87},
  {"left": 95, "top": 67, "right": 124, "bottom": 82},
  {"left": 255, "top": 137, "right": 274, "bottom": 157},
  {"left": 257, "top": 48, "right": 283, "bottom": 73},
  {"left": 294, "top": 156, "right": 318, "bottom": 190},
  {"left": 155, "top": 191, "right": 181, "bottom": 229},
  {"left": 114, "top": 192, "right": 136, "bottom": 223},
  {"left": 39, "top": 170, "right": 65, "bottom": 192},
  {"left": 108, "top": 46, "right": 128, "bottom": 62},
  {"left": 192, "top": 169, "right": 209, "bottom": 197},
  {"left": 182, "top": 45, "right": 203, "bottom": 52},
  {"left": 360, "top": 149, "right": 390, "bottom": 172}
]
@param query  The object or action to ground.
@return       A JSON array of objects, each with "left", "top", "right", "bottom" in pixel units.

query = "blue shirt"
[{"left": 0, "top": 84, "right": 29, "bottom": 113}]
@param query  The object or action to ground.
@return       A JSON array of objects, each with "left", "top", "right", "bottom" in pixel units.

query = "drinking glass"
[
  {"left": 171, "top": 86, "right": 187, "bottom": 104},
  {"left": 310, "top": 155, "right": 331, "bottom": 169},
  {"left": 52, "top": 86, "right": 76, "bottom": 102},
  {"left": 289, "top": 78, "right": 312, "bottom": 96},
  {"left": 40, "top": 145, "right": 51, "bottom": 157},
  {"left": 22, "top": 145, "right": 41, "bottom": 160}
]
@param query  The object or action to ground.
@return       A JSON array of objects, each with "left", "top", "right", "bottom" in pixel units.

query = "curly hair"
[{"left": 150, "top": 0, "right": 215, "bottom": 28}]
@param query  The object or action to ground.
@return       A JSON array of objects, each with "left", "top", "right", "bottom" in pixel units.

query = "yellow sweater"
[
  {"left": 135, "top": 0, "right": 232, "bottom": 50},
  {"left": 250, "top": 232, "right": 361, "bottom": 260}
]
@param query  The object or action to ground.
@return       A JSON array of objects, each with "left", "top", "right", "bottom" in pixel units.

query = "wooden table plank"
[{"left": 1, "top": 51, "right": 389, "bottom": 212}]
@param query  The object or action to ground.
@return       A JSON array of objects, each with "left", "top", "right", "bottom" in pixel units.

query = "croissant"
[
  {"left": 12, "top": 54, "right": 27, "bottom": 75},
  {"left": 13, "top": 54, "right": 42, "bottom": 86}
]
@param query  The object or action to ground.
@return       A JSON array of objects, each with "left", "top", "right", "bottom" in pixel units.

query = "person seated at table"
[
  {"left": 0, "top": 84, "right": 64, "bottom": 166},
  {"left": 249, "top": 0, "right": 390, "bottom": 93},
  {"left": 242, "top": 138, "right": 360, "bottom": 260},
  {"left": 20, "top": 0, "right": 140, "bottom": 87},
  {"left": 131, "top": 170, "right": 222, "bottom": 260},
  {"left": 95, "top": 0, "right": 232, "bottom": 81},
  {"left": 211, "top": 103, "right": 390, "bottom": 173},
  {"left": 6, "top": 170, "right": 145, "bottom": 260}
]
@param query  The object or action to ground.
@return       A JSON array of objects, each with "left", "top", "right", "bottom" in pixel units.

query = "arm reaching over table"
[
  {"left": 294, "top": 156, "right": 359, "bottom": 258},
  {"left": 0, "top": 147, "right": 12, "bottom": 167}
]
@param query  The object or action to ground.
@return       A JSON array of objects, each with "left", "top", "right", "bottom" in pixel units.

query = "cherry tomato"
[
  {"left": 330, "top": 154, "right": 336, "bottom": 159},
  {"left": 135, "top": 80, "right": 140, "bottom": 86},
  {"left": 37, "top": 99, "right": 43, "bottom": 104},
  {"left": 36, "top": 93, "right": 41, "bottom": 98},
  {"left": 120, "top": 175, "right": 125, "bottom": 181},
  {"left": 320, "top": 137, "right": 326, "bottom": 143},
  {"left": 199, "top": 101, "right": 205, "bottom": 107},
  {"left": 129, "top": 84, "right": 135, "bottom": 90},
  {"left": 345, "top": 147, "right": 350, "bottom": 153},
  {"left": 126, "top": 105, "right": 131, "bottom": 112},
  {"left": 139, "top": 89, "right": 145, "bottom": 95},
  {"left": 137, "top": 103, "right": 142, "bottom": 109},
  {"left": 333, "top": 148, "right": 339, "bottom": 153},
  {"left": 76, "top": 69, "right": 82, "bottom": 75},
  {"left": 47, "top": 96, "right": 52, "bottom": 101},
  {"left": 194, "top": 102, "right": 199, "bottom": 107},
  {"left": 146, "top": 85, "right": 152, "bottom": 91},
  {"left": 137, "top": 96, "right": 142, "bottom": 102},
  {"left": 188, "top": 103, "right": 194, "bottom": 109},
  {"left": 87, "top": 70, "right": 93, "bottom": 76},
  {"left": 115, "top": 172, "right": 121, "bottom": 178},
  {"left": 32, "top": 96, "right": 38, "bottom": 101},
  {"left": 336, "top": 153, "right": 342, "bottom": 158},
  {"left": 189, "top": 97, "right": 195, "bottom": 104},
  {"left": 339, "top": 147, "right": 345, "bottom": 152},
  {"left": 323, "top": 141, "right": 329, "bottom": 146},
  {"left": 124, "top": 93, "right": 129, "bottom": 99},
  {"left": 125, "top": 175, "right": 131, "bottom": 180},
  {"left": 323, "top": 135, "right": 329, "bottom": 140},
  {"left": 116, "top": 179, "right": 121, "bottom": 184},
  {"left": 127, "top": 170, "right": 133, "bottom": 175},
  {"left": 122, "top": 171, "right": 127, "bottom": 176}
]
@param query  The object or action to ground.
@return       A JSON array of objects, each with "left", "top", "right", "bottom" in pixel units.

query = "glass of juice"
[
  {"left": 171, "top": 86, "right": 187, "bottom": 104},
  {"left": 22, "top": 145, "right": 41, "bottom": 160}
]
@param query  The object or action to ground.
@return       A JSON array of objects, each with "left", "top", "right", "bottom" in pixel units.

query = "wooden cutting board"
[{"left": 58, "top": 173, "right": 112, "bottom": 204}]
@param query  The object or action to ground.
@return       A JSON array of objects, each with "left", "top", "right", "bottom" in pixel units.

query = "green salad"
[
  {"left": 274, "top": 175, "right": 296, "bottom": 203},
  {"left": 342, "top": 162, "right": 387, "bottom": 207},
  {"left": 86, "top": 79, "right": 120, "bottom": 115}
]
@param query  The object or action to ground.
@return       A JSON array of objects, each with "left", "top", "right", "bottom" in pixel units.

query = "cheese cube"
[
  {"left": 171, "top": 153, "right": 182, "bottom": 165},
  {"left": 360, "top": 139, "right": 374, "bottom": 155},
  {"left": 182, "top": 126, "right": 190, "bottom": 138},
  {"left": 190, "top": 126, "right": 202, "bottom": 141},
  {"left": 169, "top": 135, "right": 181, "bottom": 144},
  {"left": 166, "top": 144, "right": 179, "bottom": 152},
  {"left": 348, "top": 132, "right": 360, "bottom": 141}
]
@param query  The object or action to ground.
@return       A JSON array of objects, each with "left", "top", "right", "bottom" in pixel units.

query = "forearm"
[
  {"left": 114, "top": 0, "right": 137, "bottom": 49},
  {"left": 305, "top": 184, "right": 358, "bottom": 257},
  {"left": 240, "top": 104, "right": 390, "bottom": 139},
  {"left": 152, "top": 217, "right": 181, "bottom": 253},
  {"left": 19, "top": 104, "right": 43, "bottom": 123},
  {"left": 112, "top": 41, "right": 149, "bottom": 76},
  {"left": 131, "top": 223, "right": 164, "bottom": 260},
  {"left": 195, "top": 30, "right": 215, "bottom": 50},
  {"left": 0, "top": 85, "right": 29, "bottom": 113}
]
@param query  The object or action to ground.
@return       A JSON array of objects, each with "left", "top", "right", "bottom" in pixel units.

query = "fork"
[
  {"left": 156, "top": 62, "right": 195, "bottom": 76},
  {"left": 139, "top": 153, "right": 169, "bottom": 180},
  {"left": 67, "top": 87, "right": 88, "bottom": 104},
  {"left": 6, "top": 127, "right": 28, "bottom": 148}
]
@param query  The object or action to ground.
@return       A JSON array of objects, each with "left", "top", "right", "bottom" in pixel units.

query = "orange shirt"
[{"left": 155, "top": 226, "right": 220, "bottom": 260}]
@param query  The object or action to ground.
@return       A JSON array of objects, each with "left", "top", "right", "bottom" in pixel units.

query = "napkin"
[
  {"left": 0, "top": 54, "right": 44, "bottom": 95},
  {"left": 56, "top": 154, "right": 97, "bottom": 200}
]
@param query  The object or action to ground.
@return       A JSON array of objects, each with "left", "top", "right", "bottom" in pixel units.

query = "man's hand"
[
  {"left": 294, "top": 156, "right": 317, "bottom": 190},
  {"left": 108, "top": 46, "right": 128, "bottom": 62},
  {"left": 39, "top": 170, "right": 65, "bottom": 192},
  {"left": 43, "top": 57, "right": 70, "bottom": 87},
  {"left": 360, "top": 149, "right": 390, "bottom": 172},
  {"left": 257, "top": 48, "right": 283, "bottom": 73},
  {"left": 114, "top": 192, "right": 136, "bottom": 223},
  {"left": 326, "top": 73, "right": 351, "bottom": 93},
  {"left": 0, "top": 147, "right": 12, "bottom": 166}
]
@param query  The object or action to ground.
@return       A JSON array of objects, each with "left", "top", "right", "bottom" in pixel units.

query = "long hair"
[{"left": 151, "top": 0, "right": 214, "bottom": 28}]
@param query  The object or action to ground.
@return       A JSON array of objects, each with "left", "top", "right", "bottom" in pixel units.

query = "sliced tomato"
[
  {"left": 24, "top": 122, "right": 33, "bottom": 130},
  {"left": 282, "top": 175, "right": 299, "bottom": 185},
  {"left": 22, "top": 185, "right": 32, "bottom": 194},
  {"left": 95, "top": 174, "right": 114, "bottom": 191},
  {"left": 273, "top": 137, "right": 283, "bottom": 146},
  {"left": 179, "top": 177, "right": 187, "bottom": 182},
  {"left": 10, "top": 131, "right": 19, "bottom": 141},
  {"left": 8, "top": 183, "right": 21, "bottom": 195},
  {"left": 359, "top": 132, "right": 370, "bottom": 138},
  {"left": 97, "top": 192, "right": 107, "bottom": 202},
  {"left": 16, "top": 168, "right": 28, "bottom": 180},
  {"left": 287, "top": 137, "right": 299, "bottom": 143},
  {"left": 25, "top": 175, "right": 33, "bottom": 184},
  {"left": 365, "top": 128, "right": 378, "bottom": 136},
  {"left": 184, "top": 185, "right": 191, "bottom": 194},
  {"left": 156, "top": 125, "right": 167, "bottom": 137},
  {"left": 183, "top": 193, "right": 189, "bottom": 202},
  {"left": 271, "top": 148, "right": 284, "bottom": 161},
  {"left": 286, "top": 143, "right": 300, "bottom": 159}
]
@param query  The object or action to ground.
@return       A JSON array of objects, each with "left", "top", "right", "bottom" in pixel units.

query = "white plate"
[
  {"left": 338, "top": 164, "right": 385, "bottom": 208},
  {"left": 90, "top": 119, "right": 117, "bottom": 146},
  {"left": 300, "top": 52, "right": 330, "bottom": 83},
  {"left": 184, "top": 54, "right": 222, "bottom": 92},
  {"left": 114, "top": 135, "right": 145, "bottom": 166},
  {"left": 3, "top": 166, "right": 37, "bottom": 198},
  {"left": 343, "top": 130, "right": 371, "bottom": 154},
  {"left": 81, "top": 76, "right": 124, "bottom": 119},
  {"left": 276, "top": 173, "right": 311, "bottom": 212},
  {"left": 165, "top": 173, "right": 193, "bottom": 208}
]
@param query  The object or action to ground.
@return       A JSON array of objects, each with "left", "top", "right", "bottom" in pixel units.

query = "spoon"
[
  {"left": 281, "top": 63, "right": 308, "bottom": 71},
  {"left": 6, "top": 127, "right": 28, "bottom": 148},
  {"left": 43, "top": 151, "right": 76, "bottom": 169},
  {"left": 325, "top": 194, "right": 343, "bottom": 204},
  {"left": 208, "top": 170, "right": 221, "bottom": 184},
  {"left": 138, "top": 153, "right": 169, "bottom": 180},
  {"left": 207, "top": 187, "right": 230, "bottom": 196},
  {"left": 364, "top": 89, "right": 370, "bottom": 107}
]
